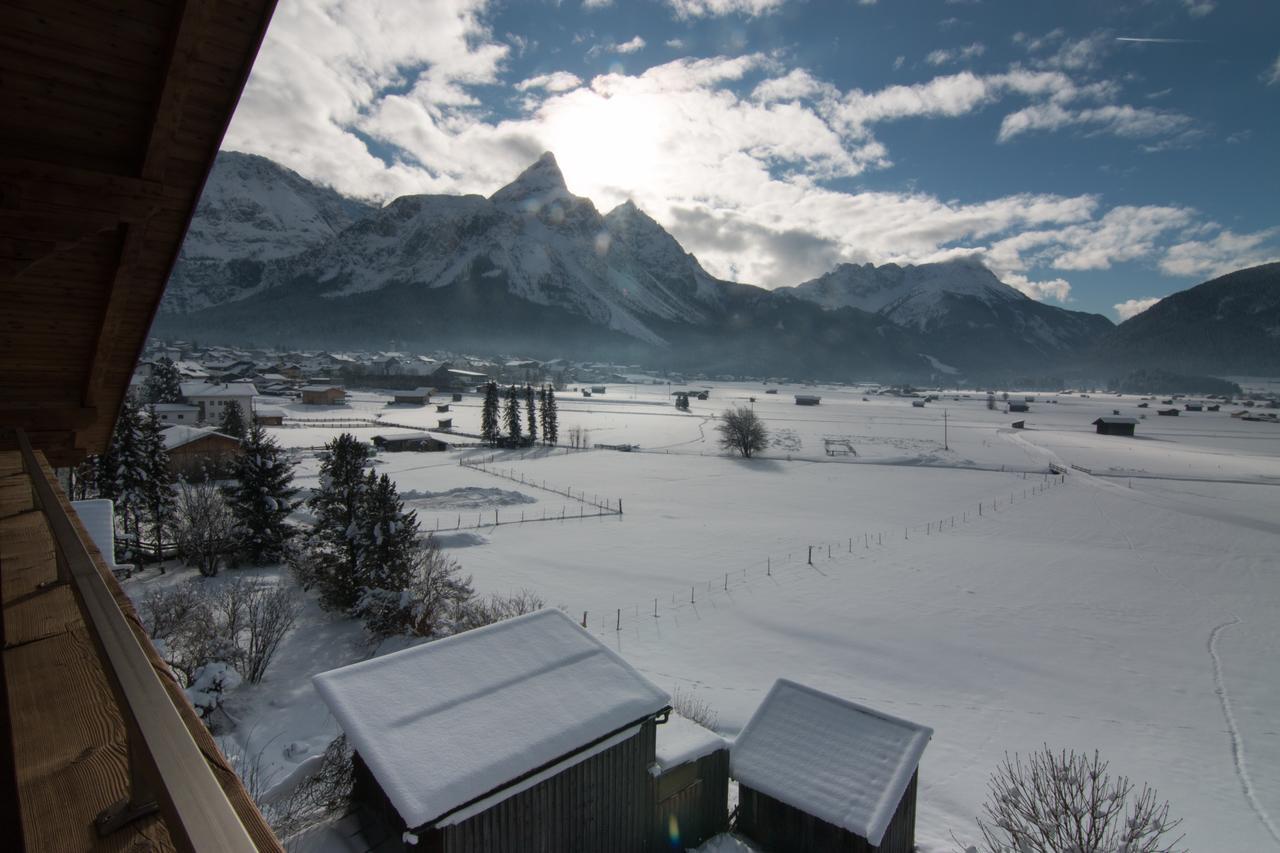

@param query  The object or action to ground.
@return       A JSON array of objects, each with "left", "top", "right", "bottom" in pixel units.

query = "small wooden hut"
[
  {"left": 732, "top": 679, "right": 932, "bottom": 853},
  {"left": 653, "top": 715, "right": 729, "bottom": 850},
  {"left": 301, "top": 384, "right": 346, "bottom": 405},
  {"left": 393, "top": 388, "right": 433, "bottom": 405},
  {"left": 1093, "top": 417, "right": 1137, "bottom": 437},
  {"left": 795, "top": 395, "right": 822, "bottom": 406},
  {"left": 314, "top": 609, "right": 672, "bottom": 853},
  {"left": 372, "top": 433, "right": 450, "bottom": 453}
]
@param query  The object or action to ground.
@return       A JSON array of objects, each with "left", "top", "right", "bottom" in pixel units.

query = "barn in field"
[
  {"left": 795, "top": 395, "right": 822, "bottom": 406},
  {"left": 653, "top": 715, "right": 730, "bottom": 850},
  {"left": 313, "top": 608, "right": 672, "bottom": 852},
  {"left": 732, "top": 679, "right": 932, "bottom": 853},
  {"left": 1007, "top": 401, "right": 1029, "bottom": 413},
  {"left": 301, "top": 384, "right": 346, "bottom": 405},
  {"left": 372, "top": 433, "right": 451, "bottom": 453},
  {"left": 1093, "top": 416, "right": 1138, "bottom": 437},
  {"left": 392, "top": 388, "right": 433, "bottom": 405}
]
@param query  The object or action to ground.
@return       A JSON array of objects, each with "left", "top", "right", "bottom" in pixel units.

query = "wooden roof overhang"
[{"left": 0, "top": 0, "right": 279, "bottom": 467}]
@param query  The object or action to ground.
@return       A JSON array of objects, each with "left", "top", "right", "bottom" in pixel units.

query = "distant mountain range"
[{"left": 155, "top": 151, "right": 1277, "bottom": 380}]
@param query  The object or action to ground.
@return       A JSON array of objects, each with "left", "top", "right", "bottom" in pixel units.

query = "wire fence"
[
  {"left": 572, "top": 470, "right": 1071, "bottom": 638},
  {"left": 460, "top": 455, "right": 623, "bottom": 514}
]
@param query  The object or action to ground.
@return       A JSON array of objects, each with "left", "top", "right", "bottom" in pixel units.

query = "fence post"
[
  {"left": 654, "top": 598, "right": 658, "bottom": 618},
  {"left": 616, "top": 609, "right": 620, "bottom": 631},
  {"left": 808, "top": 546, "right": 813, "bottom": 565},
  {"left": 724, "top": 572, "right": 728, "bottom": 591},
  {"left": 767, "top": 557, "right": 771, "bottom": 576},
  {"left": 691, "top": 586, "right": 695, "bottom": 604},
  {"left": 582, "top": 611, "right": 588, "bottom": 627}
]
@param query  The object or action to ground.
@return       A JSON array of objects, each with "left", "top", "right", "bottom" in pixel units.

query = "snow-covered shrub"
[
  {"left": 212, "top": 577, "right": 299, "bottom": 684},
  {"left": 185, "top": 661, "right": 242, "bottom": 720},
  {"left": 965, "top": 746, "right": 1185, "bottom": 853},
  {"left": 455, "top": 588, "right": 546, "bottom": 633},
  {"left": 671, "top": 685, "right": 719, "bottom": 731},
  {"left": 359, "top": 538, "right": 476, "bottom": 639},
  {"left": 268, "top": 735, "right": 354, "bottom": 837},
  {"left": 139, "top": 584, "right": 228, "bottom": 685}
]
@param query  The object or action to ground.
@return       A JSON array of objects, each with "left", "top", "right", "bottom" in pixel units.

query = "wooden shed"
[
  {"left": 795, "top": 395, "right": 822, "bottom": 406},
  {"left": 392, "top": 388, "right": 433, "bottom": 405},
  {"left": 301, "top": 385, "right": 346, "bottom": 405},
  {"left": 653, "top": 714, "right": 730, "bottom": 850},
  {"left": 1157, "top": 408, "right": 1180, "bottom": 417},
  {"left": 1093, "top": 417, "right": 1137, "bottom": 437},
  {"left": 1007, "top": 401, "right": 1029, "bottom": 413},
  {"left": 372, "top": 433, "right": 450, "bottom": 453},
  {"left": 732, "top": 679, "right": 932, "bottom": 853},
  {"left": 314, "top": 609, "right": 672, "bottom": 853}
]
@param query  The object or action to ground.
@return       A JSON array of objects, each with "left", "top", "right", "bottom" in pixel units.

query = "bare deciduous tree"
[
  {"left": 716, "top": 406, "right": 769, "bottom": 458},
  {"left": 671, "top": 685, "right": 719, "bottom": 731},
  {"left": 455, "top": 588, "right": 546, "bottom": 632},
  {"left": 240, "top": 582, "right": 298, "bottom": 684},
  {"left": 964, "top": 746, "right": 1186, "bottom": 853},
  {"left": 175, "top": 479, "right": 238, "bottom": 576}
]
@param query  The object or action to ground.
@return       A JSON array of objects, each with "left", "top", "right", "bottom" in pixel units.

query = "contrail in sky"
[{"left": 1115, "top": 37, "right": 1203, "bottom": 43}]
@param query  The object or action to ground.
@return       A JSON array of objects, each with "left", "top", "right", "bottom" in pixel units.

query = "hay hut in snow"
[{"left": 732, "top": 679, "right": 932, "bottom": 853}]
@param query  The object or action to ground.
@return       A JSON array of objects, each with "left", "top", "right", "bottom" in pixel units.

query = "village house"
[
  {"left": 372, "top": 433, "right": 451, "bottom": 453},
  {"left": 254, "top": 406, "right": 285, "bottom": 426},
  {"left": 178, "top": 380, "right": 257, "bottom": 425},
  {"left": 151, "top": 403, "right": 200, "bottom": 425},
  {"left": 732, "top": 679, "right": 931, "bottom": 853},
  {"left": 314, "top": 608, "right": 671, "bottom": 852},
  {"left": 429, "top": 363, "right": 490, "bottom": 390}
]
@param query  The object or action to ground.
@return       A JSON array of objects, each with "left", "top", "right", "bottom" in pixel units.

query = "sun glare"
[{"left": 543, "top": 91, "right": 666, "bottom": 206}]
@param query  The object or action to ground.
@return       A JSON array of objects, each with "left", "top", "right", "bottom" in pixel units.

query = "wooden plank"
[{"left": 15, "top": 438, "right": 266, "bottom": 851}]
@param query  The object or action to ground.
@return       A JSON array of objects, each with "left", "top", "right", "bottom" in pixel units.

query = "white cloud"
[
  {"left": 998, "top": 103, "right": 1192, "bottom": 142},
  {"left": 1113, "top": 297, "right": 1162, "bottom": 320},
  {"left": 893, "top": 55, "right": 905, "bottom": 70},
  {"left": 665, "top": 0, "right": 785, "bottom": 18},
  {"left": 665, "top": 38, "right": 687, "bottom": 49},
  {"left": 926, "top": 42, "right": 986, "bottom": 66},
  {"left": 582, "top": 0, "right": 613, "bottom": 8},
  {"left": 587, "top": 35, "right": 648, "bottom": 58},
  {"left": 1159, "top": 228, "right": 1280, "bottom": 278},
  {"left": 1263, "top": 54, "right": 1280, "bottom": 86},
  {"left": 1182, "top": 0, "right": 1214, "bottom": 17},
  {"left": 613, "top": 35, "right": 647, "bottom": 54},
  {"left": 1005, "top": 274, "right": 1073, "bottom": 303},
  {"left": 752, "top": 68, "right": 838, "bottom": 103},
  {"left": 516, "top": 71, "right": 583, "bottom": 93}
]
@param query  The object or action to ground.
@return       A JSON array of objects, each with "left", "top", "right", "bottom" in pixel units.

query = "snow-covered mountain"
[
  {"left": 158, "top": 151, "right": 1119, "bottom": 377},
  {"left": 164, "top": 152, "right": 376, "bottom": 313},
  {"left": 782, "top": 259, "right": 1113, "bottom": 365}
]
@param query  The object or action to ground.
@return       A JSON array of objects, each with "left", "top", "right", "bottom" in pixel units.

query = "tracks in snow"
[{"left": 1208, "top": 617, "right": 1280, "bottom": 847}]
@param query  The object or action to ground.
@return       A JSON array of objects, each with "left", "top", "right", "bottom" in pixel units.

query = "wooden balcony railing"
[{"left": 7, "top": 429, "right": 273, "bottom": 852}]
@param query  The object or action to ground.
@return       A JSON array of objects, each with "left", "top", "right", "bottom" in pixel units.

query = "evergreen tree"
[
  {"left": 543, "top": 386, "right": 559, "bottom": 445},
  {"left": 108, "top": 397, "right": 149, "bottom": 561},
  {"left": 304, "top": 433, "right": 372, "bottom": 610},
  {"left": 353, "top": 472, "right": 420, "bottom": 599},
  {"left": 226, "top": 423, "right": 299, "bottom": 565},
  {"left": 524, "top": 384, "right": 537, "bottom": 444},
  {"left": 537, "top": 386, "right": 548, "bottom": 443},
  {"left": 503, "top": 385, "right": 522, "bottom": 441},
  {"left": 138, "top": 406, "right": 176, "bottom": 568},
  {"left": 143, "top": 357, "right": 183, "bottom": 404},
  {"left": 219, "top": 400, "right": 247, "bottom": 439},
  {"left": 480, "top": 382, "right": 501, "bottom": 445}
]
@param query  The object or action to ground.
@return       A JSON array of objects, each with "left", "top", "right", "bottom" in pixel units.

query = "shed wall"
[
  {"left": 736, "top": 770, "right": 917, "bottom": 853},
  {"left": 654, "top": 748, "right": 729, "bottom": 850}
]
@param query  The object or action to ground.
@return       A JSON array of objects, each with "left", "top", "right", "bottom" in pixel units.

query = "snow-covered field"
[{"left": 127, "top": 382, "right": 1280, "bottom": 850}]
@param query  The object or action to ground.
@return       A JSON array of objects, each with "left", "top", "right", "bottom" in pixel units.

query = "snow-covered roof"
[
  {"left": 445, "top": 368, "right": 488, "bottom": 377},
  {"left": 730, "top": 679, "right": 931, "bottom": 846},
  {"left": 1094, "top": 417, "right": 1138, "bottom": 425},
  {"left": 313, "top": 608, "right": 670, "bottom": 828},
  {"left": 161, "top": 425, "right": 237, "bottom": 450},
  {"left": 71, "top": 499, "right": 121, "bottom": 569},
  {"left": 180, "top": 380, "right": 258, "bottom": 398},
  {"left": 151, "top": 403, "right": 199, "bottom": 412},
  {"left": 393, "top": 387, "right": 434, "bottom": 396},
  {"left": 300, "top": 384, "right": 344, "bottom": 393},
  {"left": 656, "top": 714, "right": 728, "bottom": 771}
]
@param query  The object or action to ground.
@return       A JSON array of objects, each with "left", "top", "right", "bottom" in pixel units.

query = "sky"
[{"left": 223, "top": 0, "right": 1280, "bottom": 322}]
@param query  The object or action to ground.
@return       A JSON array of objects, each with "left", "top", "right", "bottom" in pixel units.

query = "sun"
[{"left": 541, "top": 89, "right": 667, "bottom": 206}]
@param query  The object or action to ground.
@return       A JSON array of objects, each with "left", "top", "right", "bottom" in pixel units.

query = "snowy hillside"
[
  {"left": 164, "top": 152, "right": 376, "bottom": 313},
  {"left": 784, "top": 258, "right": 1113, "bottom": 363}
]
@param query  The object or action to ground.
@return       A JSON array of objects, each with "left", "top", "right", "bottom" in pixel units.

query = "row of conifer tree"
[{"left": 479, "top": 382, "right": 558, "bottom": 446}]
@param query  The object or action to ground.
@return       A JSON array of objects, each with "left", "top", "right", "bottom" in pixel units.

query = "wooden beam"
[
  {"left": 139, "top": 0, "right": 218, "bottom": 181},
  {"left": 0, "top": 158, "right": 164, "bottom": 223},
  {"left": 0, "top": 403, "right": 98, "bottom": 431}
]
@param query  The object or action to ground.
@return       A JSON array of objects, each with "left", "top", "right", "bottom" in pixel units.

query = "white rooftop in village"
[
  {"left": 313, "top": 608, "right": 671, "bottom": 829},
  {"left": 160, "top": 425, "right": 236, "bottom": 450},
  {"left": 730, "top": 679, "right": 932, "bottom": 847},
  {"left": 179, "top": 380, "right": 258, "bottom": 397}
]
